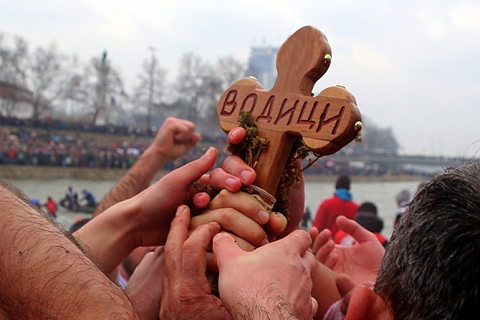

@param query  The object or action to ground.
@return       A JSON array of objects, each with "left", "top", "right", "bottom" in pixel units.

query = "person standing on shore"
[
  {"left": 394, "top": 188, "right": 410, "bottom": 228},
  {"left": 313, "top": 175, "right": 359, "bottom": 238},
  {"left": 45, "top": 196, "right": 57, "bottom": 219}
]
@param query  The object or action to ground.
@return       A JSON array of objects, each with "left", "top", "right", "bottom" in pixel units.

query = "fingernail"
[
  {"left": 240, "top": 170, "right": 253, "bottom": 183},
  {"left": 176, "top": 205, "right": 187, "bottom": 217},
  {"left": 225, "top": 178, "right": 238, "bottom": 190},
  {"left": 230, "top": 128, "right": 239, "bottom": 139},
  {"left": 257, "top": 210, "right": 269, "bottom": 224},
  {"left": 205, "top": 147, "right": 214, "bottom": 156},
  {"left": 260, "top": 238, "right": 269, "bottom": 246}
]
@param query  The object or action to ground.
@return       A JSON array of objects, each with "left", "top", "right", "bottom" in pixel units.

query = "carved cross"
[{"left": 217, "top": 26, "right": 362, "bottom": 198}]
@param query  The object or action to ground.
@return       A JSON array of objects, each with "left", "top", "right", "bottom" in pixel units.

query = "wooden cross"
[{"left": 217, "top": 26, "right": 362, "bottom": 198}]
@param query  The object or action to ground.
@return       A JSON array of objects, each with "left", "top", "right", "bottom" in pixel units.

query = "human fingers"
[
  {"left": 164, "top": 206, "right": 191, "bottom": 259},
  {"left": 276, "top": 229, "right": 312, "bottom": 255},
  {"left": 212, "top": 232, "right": 244, "bottom": 270},
  {"left": 205, "top": 234, "right": 255, "bottom": 272},
  {"left": 336, "top": 215, "right": 378, "bottom": 243},
  {"left": 309, "top": 227, "right": 320, "bottom": 245},
  {"left": 311, "top": 228, "right": 331, "bottom": 254},
  {"left": 226, "top": 127, "right": 246, "bottom": 145},
  {"left": 207, "top": 167, "right": 243, "bottom": 193},
  {"left": 265, "top": 212, "right": 287, "bottom": 241},
  {"left": 314, "top": 236, "right": 338, "bottom": 268},
  {"left": 182, "top": 221, "right": 221, "bottom": 280},
  {"left": 302, "top": 251, "right": 318, "bottom": 276},
  {"left": 155, "top": 118, "right": 198, "bottom": 155},
  {"left": 162, "top": 205, "right": 191, "bottom": 294},
  {"left": 191, "top": 192, "right": 211, "bottom": 210},
  {"left": 311, "top": 297, "right": 319, "bottom": 320},
  {"left": 218, "top": 155, "right": 256, "bottom": 186},
  {"left": 190, "top": 206, "right": 268, "bottom": 248},
  {"left": 161, "top": 147, "right": 218, "bottom": 193},
  {"left": 208, "top": 190, "right": 269, "bottom": 225},
  {"left": 126, "top": 246, "right": 165, "bottom": 320},
  {"left": 168, "top": 118, "right": 196, "bottom": 140}
]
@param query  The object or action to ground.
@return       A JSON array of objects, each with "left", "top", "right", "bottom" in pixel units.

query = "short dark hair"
[
  {"left": 357, "top": 201, "right": 377, "bottom": 215},
  {"left": 355, "top": 202, "right": 383, "bottom": 233},
  {"left": 335, "top": 175, "right": 351, "bottom": 190},
  {"left": 375, "top": 160, "right": 480, "bottom": 319}
]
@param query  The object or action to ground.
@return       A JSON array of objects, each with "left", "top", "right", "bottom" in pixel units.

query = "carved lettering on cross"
[{"left": 217, "top": 26, "right": 362, "bottom": 197}]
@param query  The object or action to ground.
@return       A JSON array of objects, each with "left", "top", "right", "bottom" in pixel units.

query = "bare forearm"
[
  {"left": 0, "top": 187, "right": 139, "bottom": 319},
  {"left": 311, "top": 262, "right": 342, "bottom": 319},
  {"left": 94, "top": 147, "right": 167, "bottom": 216},
  {"left": 75, "top": 200, "right": 137, "bottom": 275},
  {"left": 228, "top": 292, "right": 302, "bottom": 320}
]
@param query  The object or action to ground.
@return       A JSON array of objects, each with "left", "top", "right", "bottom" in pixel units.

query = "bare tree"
[
  {"left": 174, "top": 52, "right": 221, "bottom": 122},
  {"left": 0, "top": 34, "right": 78, "bottom": 120},
  {"left": 215, "top": 55, "right": 246, "bottom": 91},
  {"left": 68, "top": 51, "right": 126, "bottom": 125},
  {"left": 25, "top": 43, "right": 75, "bottom": 120},
  {"left": 204, "top": 55, "right": 246, "bottom": 121},
  {"left": 0, "top": 33, "right": 29, "bottom": 116},
  {"left": 173, "top": 53, "right": 246, "bottom": 133},
  {"left": 0, "top": 33, "right": 28, "bottom": 83},
  {"left": 132, "top": 50, "right": 167, "bottom": 129}
]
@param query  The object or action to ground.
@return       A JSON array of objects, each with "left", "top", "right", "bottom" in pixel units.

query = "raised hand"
[
  {"left": 311, "top": 215, "right": 385, "bottom": 285},
  {"left": 150, "top": 117, "right": 201, "bottom": 162}
]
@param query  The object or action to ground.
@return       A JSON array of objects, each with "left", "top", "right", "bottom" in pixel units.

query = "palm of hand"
[{"left": 334, "top": 242, "right": 382, "bottom": 284}]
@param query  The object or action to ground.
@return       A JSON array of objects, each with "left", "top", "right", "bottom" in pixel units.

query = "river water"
[{"left": 5, "top": 177, "right": 424, "bottom": 239}]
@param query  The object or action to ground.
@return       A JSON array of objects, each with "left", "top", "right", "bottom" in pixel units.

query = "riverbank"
[
  {"left": 0, "top": 164, "right": 167, "bottom": 180},
  {"left": 0, "top": 164, "right": 430, "bottom": 182}
]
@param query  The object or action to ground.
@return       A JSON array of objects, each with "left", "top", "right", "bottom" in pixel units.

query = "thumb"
[
  {"left": 165, "top": 147, "right": 218, "bottom": 187},
  {"left": 212, "top": 232, "right": 243, "bottom": 269},
  {"left": 336, "top": 216, "right": 378, "bottom": 244}
]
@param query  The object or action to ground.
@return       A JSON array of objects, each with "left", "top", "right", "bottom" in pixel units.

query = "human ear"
[{"left": 344, "top": 285, "right": 393, "bottom": 320}]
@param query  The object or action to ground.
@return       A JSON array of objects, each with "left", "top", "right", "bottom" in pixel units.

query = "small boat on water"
[{"left": 59, "top": 198, "right": 97, "bottom": 214}]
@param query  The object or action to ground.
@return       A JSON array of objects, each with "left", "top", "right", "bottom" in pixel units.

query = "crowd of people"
[
  {"left": 1, "top": 116, "right": 479, "bottom": 319},
  {"left": 0, "top": 122, "right": 211, "bottom": 170},
  {"left": 0, "top": 115, "right": 433, "bottom": 177}
]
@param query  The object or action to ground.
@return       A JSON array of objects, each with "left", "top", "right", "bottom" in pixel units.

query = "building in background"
[{"left": 246, "top": 46, "right": 279, "bottom": 90}]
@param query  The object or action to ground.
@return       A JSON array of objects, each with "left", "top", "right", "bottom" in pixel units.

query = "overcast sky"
[{"left": 2, "top": 0, "right": 480, "bottom": 158}]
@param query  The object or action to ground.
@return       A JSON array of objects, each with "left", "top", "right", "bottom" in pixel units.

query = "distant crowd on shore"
[
  {"left": 0, "top": 115, "right": 429, "bottom": 177},
  {"left": 0, "top": 115, "right": 225, "bottom": 170}
]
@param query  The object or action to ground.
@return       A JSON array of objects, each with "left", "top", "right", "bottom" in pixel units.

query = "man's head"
[
  {"left": 395, "top": 189, "right": 410, "bottom": 207},
  {"left": 355, "top": 202, "right": 383, "bottom": 233},
  {"left": 335, "top": 175, "right": 350, "bottom": 190},
  {"left": 374, "top": 160, "right": 480, "bottom": 319}
]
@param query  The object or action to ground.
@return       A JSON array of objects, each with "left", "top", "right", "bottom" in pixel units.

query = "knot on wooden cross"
[{"left": 217, "top": 26, "right": 362, "bottom": 210}]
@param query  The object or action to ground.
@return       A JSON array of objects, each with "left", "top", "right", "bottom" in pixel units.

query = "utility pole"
[
  {"left": 95, "top": 50, "right": 108, "bottom": 125},
  {"left": 147, "top": 46, "right": 156, "bottom": 131}
]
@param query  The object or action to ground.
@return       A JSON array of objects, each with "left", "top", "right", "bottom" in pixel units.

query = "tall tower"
[{"left": 246, "top": 46, "right": 279, "bottom": 90}]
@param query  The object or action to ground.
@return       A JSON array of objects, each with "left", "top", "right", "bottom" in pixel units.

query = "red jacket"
[
  {"left": 313, "top": 194, "right": 359, "bottom": 237},
  {"left": 46, "top": 199, "right": 57, "bottom": 214},
  {"left": 334, "top": 230, "right": 388, "bottom": 247}
]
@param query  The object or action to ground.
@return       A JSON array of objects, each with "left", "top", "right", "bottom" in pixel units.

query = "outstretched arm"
[
  {"left": 0, "top": 183, "right": 140, "bottom": 319},
  {"left": 94, "top": 117, "right": 201, "bottom": 216},
  {"left": 74, "top": 147, "right": 219, "bottom": 274}
]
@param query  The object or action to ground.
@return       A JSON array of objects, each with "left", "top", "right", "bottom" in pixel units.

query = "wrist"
[
  {"left": 227, "top": 290, "right": 301, "bottom": 320},
  {"left": 143, "top": 143, "right": 171, "bottom": 164},
  {"left": 74, "top": 199, "right": 139, "bottom": 274}
]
